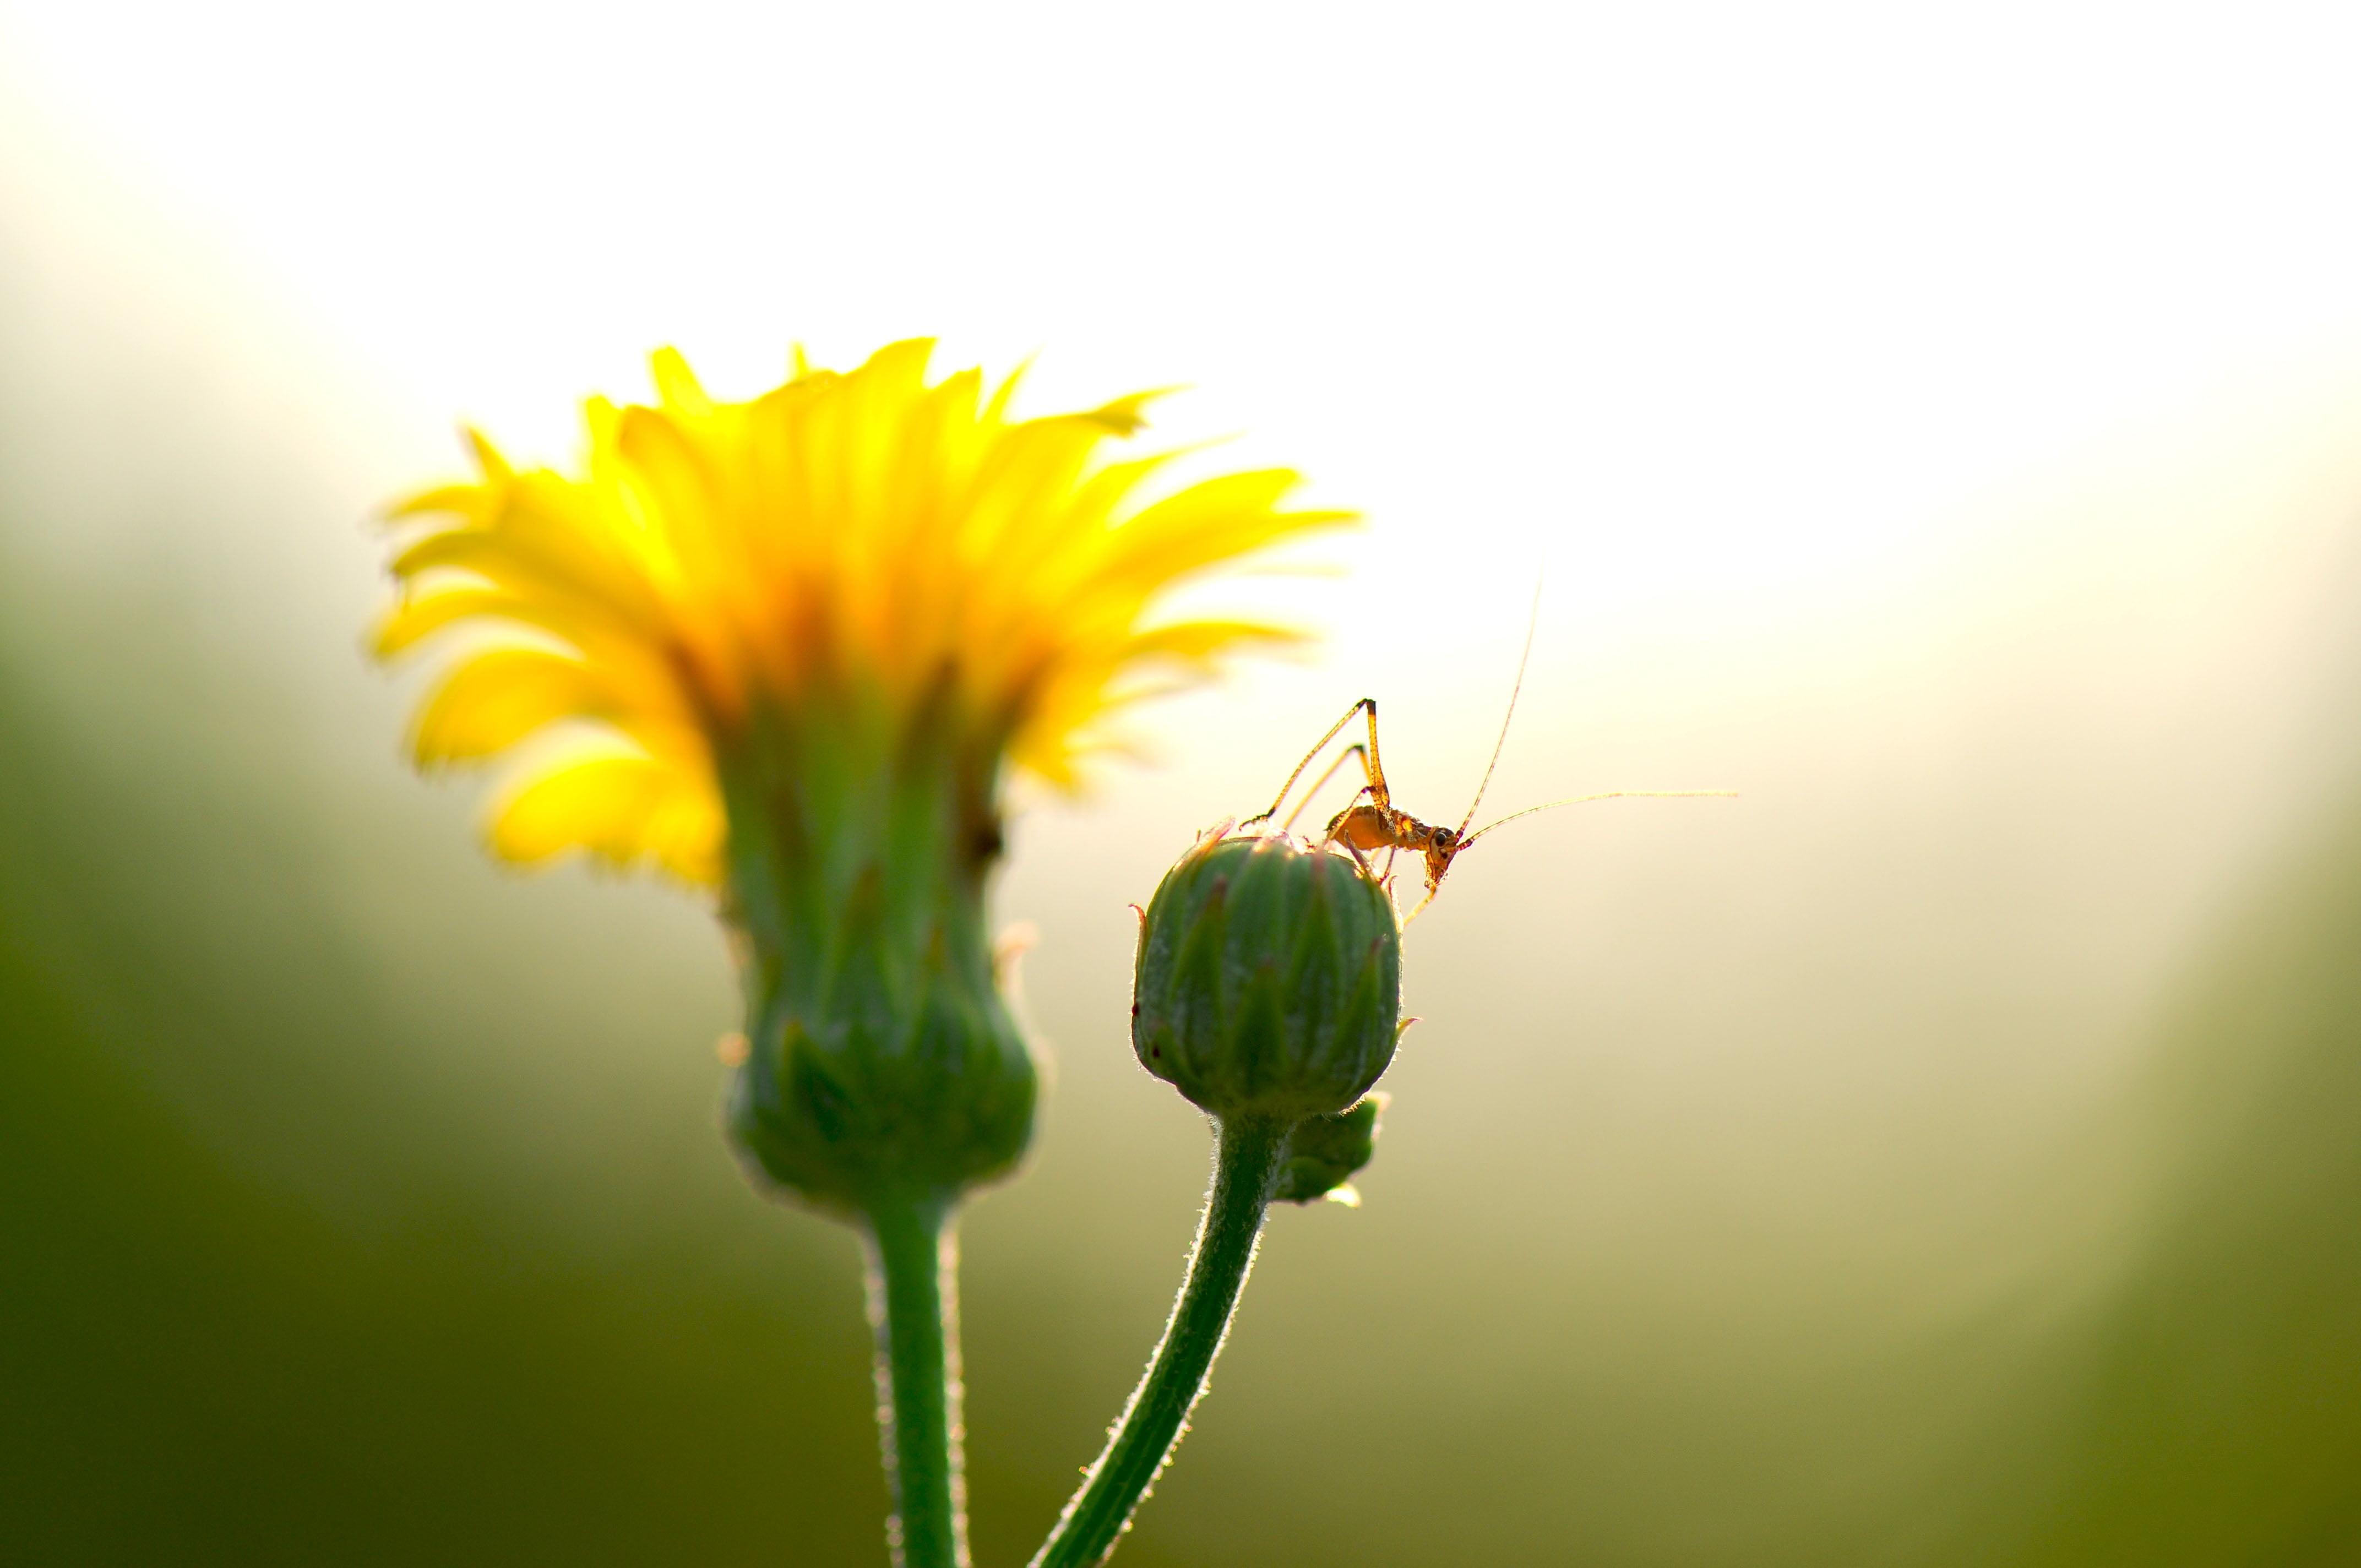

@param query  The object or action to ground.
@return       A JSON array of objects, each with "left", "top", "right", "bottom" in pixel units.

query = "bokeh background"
[{"left": 10, "top": 3, "right": 2361, "bottom": 1564}]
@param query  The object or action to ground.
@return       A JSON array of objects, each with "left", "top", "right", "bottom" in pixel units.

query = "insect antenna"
[
  {"left": 1460, "top": 789, "right": 1739, "bottom": 848},
  {"left": 1455, "top": 579, "right": 1545, "bottom": 840}
]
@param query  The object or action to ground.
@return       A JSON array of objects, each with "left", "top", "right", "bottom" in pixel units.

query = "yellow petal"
[
  {"left": 1074, "top": 389, "right": 1172, "bottom": 435},
  {"left": 389, "top": 513, "right": 666, "bottom": 633},
  {"left": 1104, "top": 471, "right": 1358, "bottom": 593},
  {"left": 649, "top": 347, "right": 715, "bottom": 418},
  {"left": 464, "top": 426, "right": 514, "bottom": 482},
  {"left": 488, "top": 755, "right": 722, "bottom": 883},
  {"left": 411, "top": 650, "right": 619, "bottom": 764},
  {"left": 1120, "top": 619, "right": 1308, "bottom": 670},
  {"left": 373, "top": 589, "right": 530, "bottom": 657},
  {"left": 385, "top": 483, "right": 493, "bottom": 524}
]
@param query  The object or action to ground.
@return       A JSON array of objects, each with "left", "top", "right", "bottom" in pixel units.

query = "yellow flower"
[{"left": 376, "top": 339, "right": 1353, "bottom": 886}]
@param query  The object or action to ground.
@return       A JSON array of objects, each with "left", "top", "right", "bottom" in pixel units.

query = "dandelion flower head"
[{"left": 377, "top": 340, "right": 1354, "bottom": 885}]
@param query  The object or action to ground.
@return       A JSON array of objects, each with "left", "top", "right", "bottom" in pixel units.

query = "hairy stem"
[
  {"left": 863, "top": 1196, "right": 968, "bottom": 1568},
  {"left": 1030, "top": 1114, "right": 1291, "bottom": 1568}
]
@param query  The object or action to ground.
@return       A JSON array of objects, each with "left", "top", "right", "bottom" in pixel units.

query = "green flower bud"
[
  {"left": 1132, "top": 827, "right": 1402, "bottom": 1123},
  {"left": 1275, "top": 1094, "right": 1386, "bottom": 1204}
]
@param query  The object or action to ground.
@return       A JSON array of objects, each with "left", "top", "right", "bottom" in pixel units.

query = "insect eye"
[{"left": 1433, "top": 828, "right": 1456, "bottom": 848}]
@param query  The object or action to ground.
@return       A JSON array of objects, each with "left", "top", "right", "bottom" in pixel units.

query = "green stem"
[
  {"left": 1030, "top": 1114, "right": 1292, "bottom": 1568},
  {"left": 862, "top": 1195, "right": 969, "bottom": 1568}
]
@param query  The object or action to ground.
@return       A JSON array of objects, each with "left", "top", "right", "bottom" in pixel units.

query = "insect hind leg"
[
  {"left": 1281, "top": 744, "right": 1376, "bottom": 832},
  {"left": 1244, "top": 698, "right": 1384, "bottom": 827}
]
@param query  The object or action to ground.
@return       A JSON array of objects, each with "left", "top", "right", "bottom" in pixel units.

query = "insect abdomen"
[{"left": 1328, "top": 804, "right": 1401, "bottom": 851}]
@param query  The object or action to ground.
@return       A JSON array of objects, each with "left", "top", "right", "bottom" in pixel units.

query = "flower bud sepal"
[
  {"left": 719, "top": 693, "right": 1038, "bottom": 1217},
  {"left": 1274, "top": 1093, "right": 1385, "bottom": 1206}
]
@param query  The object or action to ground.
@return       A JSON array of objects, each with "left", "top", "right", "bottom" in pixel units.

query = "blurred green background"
[
  {"left": 9, "top": 277, "right": 2361, "bottom": 1568},
  {"left": 15, "top": 4, "right": 2361, "bottom": 1565}
]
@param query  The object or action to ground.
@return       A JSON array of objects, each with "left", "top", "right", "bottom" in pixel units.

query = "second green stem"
[{"left": 1030, "top": 1113, "right": 1292, "bottom": 1568}]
